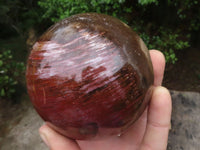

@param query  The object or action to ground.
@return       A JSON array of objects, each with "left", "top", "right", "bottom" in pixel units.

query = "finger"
[
  {"left": 140, "top": 86, "right": 172, "bottom": 150},
  {"left": 149, "top": 50, "right": 166, "bottom": 86},
  {"left": 39, "top": 123, "right": 81, "bottom": 150}
]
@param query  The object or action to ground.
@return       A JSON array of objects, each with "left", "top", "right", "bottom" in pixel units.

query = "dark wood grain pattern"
[{"left": 26, "top": 13, "right": 154, "bottom": 140}]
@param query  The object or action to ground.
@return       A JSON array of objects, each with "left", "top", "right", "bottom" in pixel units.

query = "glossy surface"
[{"left": 26, "top": 13, "right": 154, "bottom": 140}]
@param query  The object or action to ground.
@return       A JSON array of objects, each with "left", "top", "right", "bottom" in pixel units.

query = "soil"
[{"left": 163, "top": 48, "right": 200, "bottom": 92}]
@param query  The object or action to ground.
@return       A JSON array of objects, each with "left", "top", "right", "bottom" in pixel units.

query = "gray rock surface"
[
  {"left": 0, "top": 91, "right": 199, "bottom": 150},
  {"left": 168, "top": 91, "right": 200, "bottom": 150}
]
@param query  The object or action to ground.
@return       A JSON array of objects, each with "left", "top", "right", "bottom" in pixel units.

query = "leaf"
[
  {"left": 0, "top": 60, "right": 3, "bottom": 67},
  {"left": 138, "top": 0, "right": 158, "bottom": 5},
  {"left": 1, "top": 89, "right": 5, "bottom": 97}
]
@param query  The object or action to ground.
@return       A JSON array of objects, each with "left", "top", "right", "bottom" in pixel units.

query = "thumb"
[
  {"left": 140, "top": 86, "right": 172, "bottom": 150},
  {"left": 39, "top": 123, "right": 81, "bottom": 150}
]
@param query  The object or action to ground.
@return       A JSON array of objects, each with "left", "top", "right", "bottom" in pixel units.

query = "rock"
[
  {"left": 0, "top": 91, "right": 199, "bottom": 149},
  {"left": 168, "top": 91, "right": 200, "bottom": 150}
]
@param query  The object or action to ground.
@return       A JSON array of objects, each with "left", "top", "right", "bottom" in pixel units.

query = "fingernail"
[{"left": 39, "top": 131, "right": 50, "bottom": 147}]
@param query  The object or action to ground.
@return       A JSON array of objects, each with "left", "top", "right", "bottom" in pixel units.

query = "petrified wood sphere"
[{"left": 26, "top": 13, "right": 154, "bottom": 140}]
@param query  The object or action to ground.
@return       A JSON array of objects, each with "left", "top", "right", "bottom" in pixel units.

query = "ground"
[{"left": 163, "top": 47, "right": 200, "bottom": 92}]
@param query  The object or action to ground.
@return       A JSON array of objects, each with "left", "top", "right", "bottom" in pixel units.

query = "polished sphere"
[{"left": 26, "top": 13, "right": 154, "bottom": 140}]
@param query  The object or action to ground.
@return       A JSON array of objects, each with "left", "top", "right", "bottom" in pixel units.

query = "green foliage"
[
  {"left": 134, "top": 0, "right": 198, "bottom": 63},
  {"left": 138, "top": 0, "right": 158, "bottom": 5},
  {"left": 168, "top": 0, "right": 200, "bottom": 31},
  {"left": 0, "top": 49, "right": 25, "bottom": 99},
  {"left": 138, "top": 27, "right": 190, "bottom": 64},
  {"left": 38, "top": 0, "right": 132, "bottom": 22}
]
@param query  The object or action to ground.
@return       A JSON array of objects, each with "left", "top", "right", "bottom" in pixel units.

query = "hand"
[{"left": 39, "top": 50, "right": 172, "bottom": 150}]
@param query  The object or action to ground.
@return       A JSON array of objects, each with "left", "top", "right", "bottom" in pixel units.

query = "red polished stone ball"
[{"left": 26, "top": 13, "right": 154, "bottom": 140}]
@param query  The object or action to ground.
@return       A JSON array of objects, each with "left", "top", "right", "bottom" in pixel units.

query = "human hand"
[{"left": 39, "top": 50, "right": 172, "bottom": 150}]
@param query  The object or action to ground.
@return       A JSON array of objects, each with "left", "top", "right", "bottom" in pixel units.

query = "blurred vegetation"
[
  {"left": 0, "top": 0, "right": 199, "bottom": 100},
  {"left": 0, "top": 50, "right": 25, "bottom": 99}
]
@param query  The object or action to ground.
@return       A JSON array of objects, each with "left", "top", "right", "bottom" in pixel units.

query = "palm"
[{"left": 77, "top": 108, "right": 148, "bottom": 150}]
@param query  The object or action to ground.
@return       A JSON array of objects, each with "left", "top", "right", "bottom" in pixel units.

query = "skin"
[{"left": 39, "top": 50, "right": 172, "bottom": 150}]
